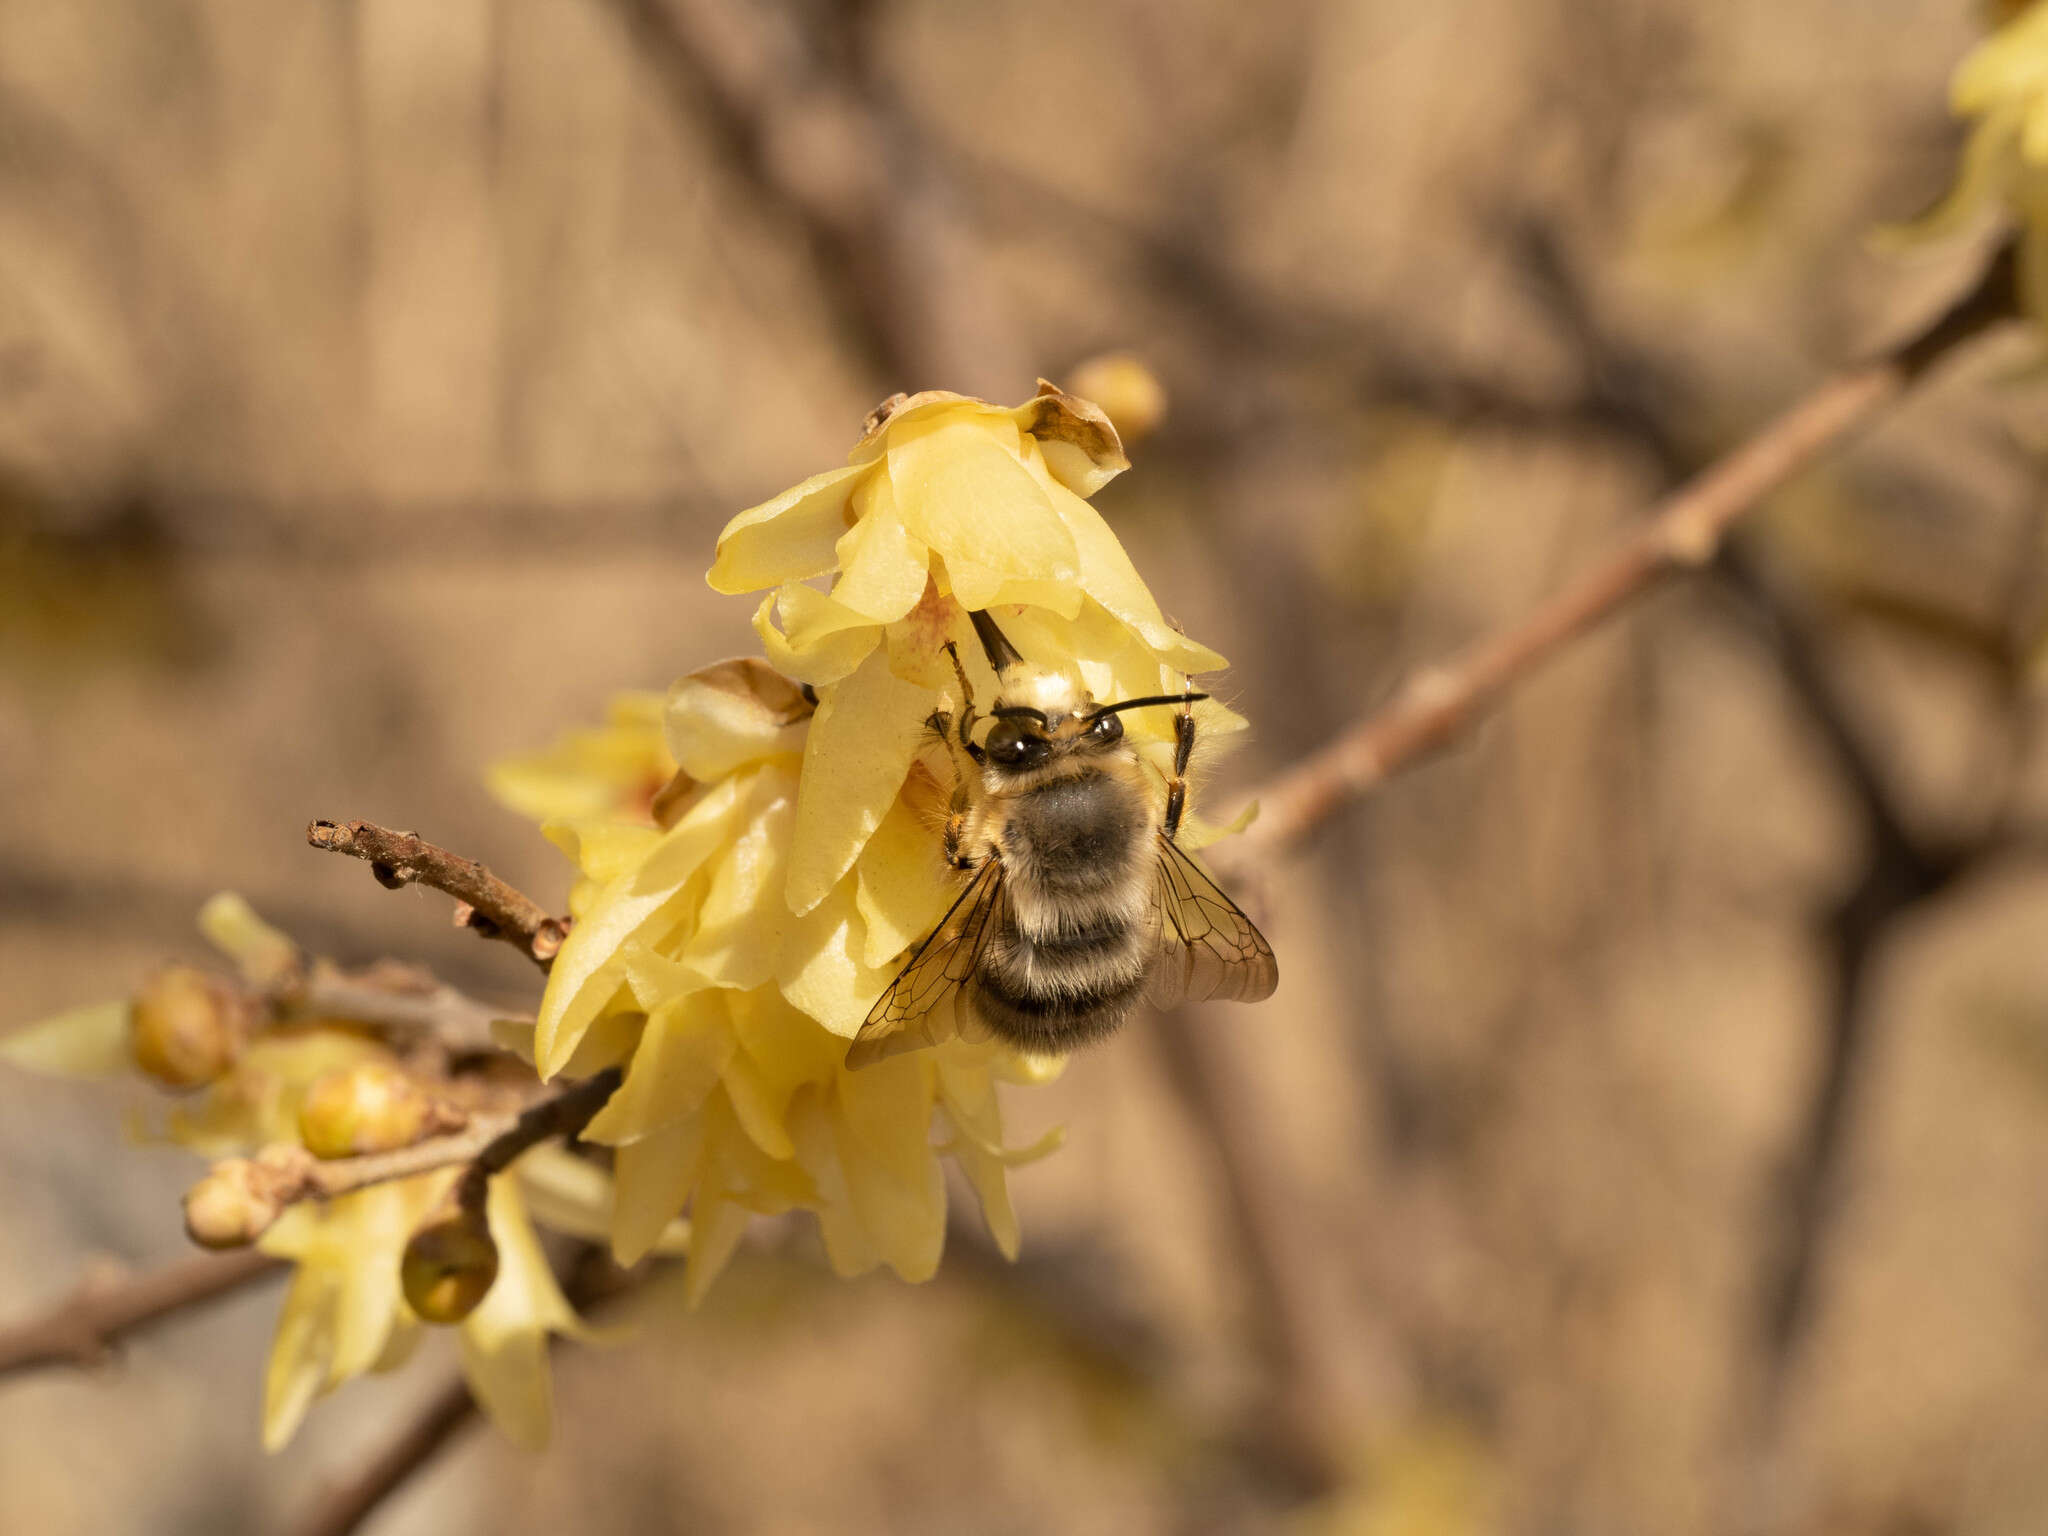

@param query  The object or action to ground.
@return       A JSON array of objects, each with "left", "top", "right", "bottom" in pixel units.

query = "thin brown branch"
[
  {"left": 285, "top": 960, "right": 516, "bottom": 1057},
  {"left": 306, "top": 819, "right": 567, "bottom": 970},
  {"left": 185, "top": 1068, "right": 622, "bottom": 1247},
  {"left": 293, "top": 1375, "right": 477, "bottom": 1536},
  {"left": 0, "top": 1248, "right": 283, "bottom": 1380},
  {"left": 1218, "top": 242, "right": 2019, "bottom": 868}
]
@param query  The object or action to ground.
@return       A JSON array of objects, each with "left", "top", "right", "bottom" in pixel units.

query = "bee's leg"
[
  {"left": 943, "top": 641, "right": 986, "bottom": 764},
  {"left": 1163, "top": 691, "right": 1196, "bottom": 843}
]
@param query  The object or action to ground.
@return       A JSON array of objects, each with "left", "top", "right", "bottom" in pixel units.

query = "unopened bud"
[
  {"left": 1065, "top": 353, "right": 1167, "bottom": 446},
  {"left": 131, "top": 967, "right": 245, "bottom": 1089},
  {"left": 402, "top": 1205, "right": 499, "bottom": 1324},
  {"left": 298, "top": 1064, "right": 462, "bottom": 1159},
  {"left": 183, "top": 1155, "right": 292, "bottom": 1248}
]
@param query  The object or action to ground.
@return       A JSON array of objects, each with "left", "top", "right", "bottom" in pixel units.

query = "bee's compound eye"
[
  {"left": 1090, "top": 711, "right": 1124, "bottom": 743},
  {"left": 985, "top": 717, "right": 1050, "bottom": 767}
]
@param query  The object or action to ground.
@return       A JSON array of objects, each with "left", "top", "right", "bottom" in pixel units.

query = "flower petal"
[
  {"left": 754, "top": 588, "right": 882, "bottom": 687},
  {"left": 582, "top": 990, "right": 735, "bottom": 1145},
  {"left": 535, "top": 773, "right": 749, "bottom": 1078},
  {"left": 612, "top": 1112, "right": 704, "bottom": 1265},
  {"left": 886, "top": 412, "right": 1079, "bottom": 610},
  {"left": 665, "top": 658, "right": 812, "bottom": 781},
  {"left": 854, "top": 789, "right": 952, "bottom": 968},
  {"left": 709, "top": 463, "right": 866, "bottom": 594},
  {"left": 785, "top": 643, "right": 932, "bottom": 915},
  {"left": 0, "top": 1000, "right": 133, "bottom": 1079}
]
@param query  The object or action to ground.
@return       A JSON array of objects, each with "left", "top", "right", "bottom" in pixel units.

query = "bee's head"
[{"left": 982, "top": 689, "right": 1209, "bottom": 772}]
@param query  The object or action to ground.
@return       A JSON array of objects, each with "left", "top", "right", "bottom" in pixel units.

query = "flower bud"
[
  {"left": 131, "top": 967, "right": 245, "bottom": 1089},
  {"left": 1065, "top": 353, "right": 1166, "bottom": 445},
  {"left": 297, "top": 1064, "right": 461, "bottom": 1159},
  {"left": 402, "top": 1205, "right": 499, "bottom": 1324},
  {"left": 183, "top": 1157, "right": 287, "bottom": 1248}
]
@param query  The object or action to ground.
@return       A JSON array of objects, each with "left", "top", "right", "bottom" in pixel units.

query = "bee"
[{"left": 848, "top": 610, "right": 1277, "bottom": 1066}]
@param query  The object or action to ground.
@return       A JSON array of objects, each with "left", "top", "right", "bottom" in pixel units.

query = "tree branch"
[
  {"left": 0, "top": 1248, "right": 283, "bottom": 1380},
  {"left": 185, "top": 1068, "right": 622, "bottom": 1248},
  {"left": 292, "top": 1375, "right": 478, "bottom": 1536},
  {"left": 306, "top": 819, "right": 568, "bottom": 970},
  {"left": 1218, "top": 242, "right": 2019, "bottom": 868}
]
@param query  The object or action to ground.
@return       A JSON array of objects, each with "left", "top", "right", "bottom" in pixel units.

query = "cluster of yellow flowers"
[
  {"left": 509, "top": 385, "right": 1243, "bottom": 1295},
  {"left": 1, "top": 382, "right": 1239, "bottom": 1450}
]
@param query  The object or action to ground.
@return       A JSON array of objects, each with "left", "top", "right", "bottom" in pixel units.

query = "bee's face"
[{"left": 983, "top": 705, "right": 1123, "bottom": 773}]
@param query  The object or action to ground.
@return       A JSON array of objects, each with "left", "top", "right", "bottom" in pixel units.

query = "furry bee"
[{"left": 848, "top": 611, "right": 1277, "bottom": 1066}]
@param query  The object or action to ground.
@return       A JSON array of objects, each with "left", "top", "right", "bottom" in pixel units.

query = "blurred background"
[{"left": 2, "top": 0, "right": 2045, "bottom": 1532}]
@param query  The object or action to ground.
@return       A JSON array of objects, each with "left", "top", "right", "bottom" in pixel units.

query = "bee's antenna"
[
  {"left": 1085, "top": 692, "right": 1209, "bottom": 719},
  {"left": 968, "top": 610, "right": 1026, "bottom": 674}
]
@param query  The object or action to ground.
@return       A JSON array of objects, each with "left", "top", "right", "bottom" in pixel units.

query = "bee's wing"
[
  {"left": 1146, "top": 834, "right": 1278, "bottom": 1007},
  {"left": 846, "top": 855, "right": 1004, "bottom": 1068}
]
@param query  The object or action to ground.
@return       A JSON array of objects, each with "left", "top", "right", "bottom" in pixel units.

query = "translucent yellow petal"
[
  {"left": 458, "top": 1180, "right": 588, "bottom": 1451},
  {"left": 683, "top": 779, "right": 799, "bottom": 988},
  {"left": 617, "top": 942, "right": 698, "bottom": 1008},
  {"left": 0, "top": 1000, "right": 132, "bottom": 1079},
  {"left": 886, "top": 414, "right": 1079, "bottom": 609},
  {"left": 325, "top": 1187, "right": 419, "bottom": 1382},
  {"left": 556, "top": 1008, "right": 645, "bottom": 1079},
  {"left": 855, "top": 791, "right": 951, "bottom": 968},
  {"left": 848, "top": 393, "right": 1008, "bottom": 463},
  {"left": 698, "top": 1088, "right": 816, "bottom": 1210},
  {"left": 197, "top": 893, "right": 300, "bottom": 986},
  {"left": 830, "top": 1088, "right": 946, "bottom": 1283},
  {"left": 1040, "top": 475, "right": 1228, "bottom": 674},
  {"left": 786, "top": 643, "right": 933, "bottom": 915},
  {"left": 753, "top": 589, "right": 881, "bottom": 687},
  {"left": 719, "top": 1044, "right": 797, "bottom": 1160},
  {"left": 682, "top": 1190, "right": 752, "bottom": 1309},
  {"left": 612, "top": 1112, "right": 704, "bottom": 1265},
  {"left": 787, "top": 1087, "right": 880, "bottom": 1277},
  {"left": 777, "top": 876, "right": 892, "bottom": 1037},
  {"left": 665, "top": 659, "right": 812, "bottom": 781},
  {"left": 535, "top": 773, "right": 748, "bottom": 1078},
  {"left": 836, "top": 1054, "right": 937, "bottom": 1184},
  {"left": 947, "top": 1138, "right": 1019, "bottom": 1260},
  {"left": 262, "top": 1265, "right": 337, "bottom": 1452},
  {"left": 542, "top": 818, "right": 664, "bottom": 886},
  {"left": 518, "top": 1144, "right": 693, "bottom": 1257},
  {"left": 833, "top": 474, "right": 932, "bottom": 624},
  {"left": 582, "top": 990, "right": 735, "bottom": 1145},
  {"left": 708, "top": 463, "right": 866, "bottom": 594},
  {"left": 728, "top": 985, "right": 847, "bottom": 1109}
]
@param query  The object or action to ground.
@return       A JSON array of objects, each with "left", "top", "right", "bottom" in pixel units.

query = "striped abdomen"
[{"left": 974, "top": 770, "right": 1155, "bottom": 1051}]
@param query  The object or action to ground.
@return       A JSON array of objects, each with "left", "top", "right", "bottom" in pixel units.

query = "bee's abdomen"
[{"left": 974, "top": 916, "right": 1152, "bottom": 1051}]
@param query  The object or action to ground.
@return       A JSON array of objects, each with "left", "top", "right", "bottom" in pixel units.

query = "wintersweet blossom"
[
  {"left": 1897, "top": 0, "right": 2048, "bottom": 317},
  {"left": 516, "top": 383, "right": 1246, "bottom": 1297}
]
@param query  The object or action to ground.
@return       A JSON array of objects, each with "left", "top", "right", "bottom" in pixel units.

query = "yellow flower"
[
  {"left": 487, "top": 691, "right": 673, "bottom": 827},
  {"left": 519, "top": 384, "right": 1246, "bottom": 1299},
  {"left": 1895, "top": 1, "right": 2048, "bottom": 315},
  {"left": 709, "top": 382, "right": 1239, "bottom": 914},
  {"left": 261, "top": 1173, "right": 586, "bottom": 1451},
  {"left": 0, "top": 898, "right": 608, "bottom": 1452},
  {"left": 513, "top": 661, "right": 1063, "bottom": 1296}
]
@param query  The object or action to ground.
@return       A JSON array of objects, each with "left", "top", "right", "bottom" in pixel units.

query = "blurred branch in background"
[{"left": 0, "top": 1249, "right": 282, "bottom": 1379}]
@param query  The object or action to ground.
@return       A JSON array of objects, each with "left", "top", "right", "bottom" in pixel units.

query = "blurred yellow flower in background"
[
  {"left": 1897, "top": 0, "right": 2048, "bottom": 315},
  {"left": 0, "top": 900, "right": 604, "bottom": 1452}
]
